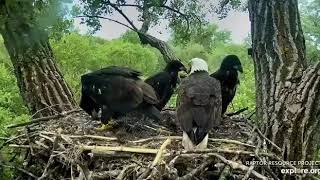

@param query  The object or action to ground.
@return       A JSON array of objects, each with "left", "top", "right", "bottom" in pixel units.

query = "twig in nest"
[
  {"left": 253, "top": 127, "right": 282, "bottom": 152},
  {"left": 254, "top": 138, "right": 279, "bottom": 180},
  {"left": 9, "top": 144, "right": 41, "bottom": 149},
  {"left": 209, "top": 138, "right": 255, "bottom": 148},
  {"left": 211, "top": 153, "right": 268, "bottom": 180},
  {"left": 177, "top": 158, "right": 214, "bottom": 180},
  {"left": 130, "top": 136, "right": 181, "bottom": 143},
  {"left": 179, "top": 149, "right": 278, "bottom": 159},
  {"left": 0, "top": 132, "right": 39, "bottom": 150},
  {"left": 80, "top": 145, "right": 160, "bottom": 154},
  {"left": 92, "top": 170, "right": 122, "bottom": 179},
  {"left": 130, "top": 136, "right": 255, "bottom": 148},
  {"left": 218, "top": 155, "right": 239, "bottom": 180},
  {"left": 7, "top": 109, "right": 82, "bottom": 129},
  {"left": 137, "top": 138, "right": 172, "bottom": 180},
  {"left": 116, "top": 164, "right": 137, "bottom": 180},
  {"left": 40, "top": 131, "right": 118, "bottom": 141},
  {"left": 38, "top": 135, "right": 60, "bottom": 180},
  {"left": 24, "top": 128, "right": 35, "bottom": 155},
  {"left": 242, "top": 138, "right": 262, "bottom": 180},
  {"left": 242, "top": 164, "right": 255, "bottom": 180},
  {"left": 77, "top": 164, "right": 92, "bottom": 180},
  {"left": 226, "top": 107, "right": 249, "bottom": 117}
]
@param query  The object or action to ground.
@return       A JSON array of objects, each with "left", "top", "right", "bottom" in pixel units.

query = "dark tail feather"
[
  {"left": 187, "top": 128, "right": 208, "bottom": 145},
  {"left": 140, "top": 105, "right": 161, "bottom": 121}
]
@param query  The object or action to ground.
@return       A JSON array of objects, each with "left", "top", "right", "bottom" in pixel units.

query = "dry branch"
[
  {"left": 7, "top": 109, "right": 81, "bottom": 129},
  {"left": 138, "top": 138, "right": 172, "bottom": 179},
  {"left": 212, "top": 153, "right": 268, "bottom": 180},
  {"left": 80, "top": 145, "right": 160, "bottom": 154}
]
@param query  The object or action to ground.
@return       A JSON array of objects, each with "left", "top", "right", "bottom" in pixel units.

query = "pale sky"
[{"left": 75, "top": 7, "right": 251, "bottom": 44}]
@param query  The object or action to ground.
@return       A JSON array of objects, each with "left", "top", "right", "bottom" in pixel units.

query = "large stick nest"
[{"left": 0, "top": 109, "right": 308, "bottom": 180}]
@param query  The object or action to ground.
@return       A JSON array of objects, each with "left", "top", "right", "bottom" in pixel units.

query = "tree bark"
[
  {"left": 249, "top": 0, "right": 320, "bottom": 176},
  {"left": 0, "top": 2, "right": 77, "bottom": 117}
]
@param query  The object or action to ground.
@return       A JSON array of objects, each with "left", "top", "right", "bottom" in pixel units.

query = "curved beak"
[{"left": 234, "top": 65, "right": 243, "bottom": 73}]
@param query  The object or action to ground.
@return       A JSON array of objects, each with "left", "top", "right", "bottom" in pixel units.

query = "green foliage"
[
  {"left": 78, "top": 0, "right": 212, "bottom": 35},
  {"left": 120, "top": 31, "right": 141, "bottom": 44},
  {"left": 0, "top": 50, "right": 29, "bottom": 137},
  {"left": 0, "top": 0, "right": 74, "bottom": 41},
  {"left": 51, "top": 33, "right": 162, "bottom": 101},
  {"left": 172, "top": 23, "right": 232, "bottom": 51},
  {"left": 299, "top": 0, "right": 320, "bottom": 63}
]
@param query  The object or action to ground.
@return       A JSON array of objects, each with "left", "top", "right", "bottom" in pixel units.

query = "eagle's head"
[
  {"left": 165, "top": 60, "right": 187, "bottom": 73},
  {"left": 220, "top": 55, "right": 243, "bottom": 73},
  {"left": 189, "top": 58, "right": 208, "bottom": 74}
]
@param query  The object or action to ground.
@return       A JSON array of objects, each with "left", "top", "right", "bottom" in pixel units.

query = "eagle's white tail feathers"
[
  {"left": 196, "top": 134, "right": 208, "bottom": 149},
  {"left": 182, "top": 131, "right": 208, "bottom": 150}
]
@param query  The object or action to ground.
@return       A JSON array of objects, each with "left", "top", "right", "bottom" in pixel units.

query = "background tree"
[
  {"left": 171, "top": 24, "right": 232, "bottom": 51},
  {"left": 0, "top": 0, "right": 76, "bottom": 117},
  {"left": 247, "top": 0, "right": 320, "bottom": 177},
  {"left": 299, "top": 0, "right": 320, "bottom": 63},
  {"left": 77, "top": 0, "right": 212, "bottom": 63}
]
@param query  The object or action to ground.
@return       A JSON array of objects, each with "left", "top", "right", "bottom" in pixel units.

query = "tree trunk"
[
  {"left": 249, "top": 0, "right": 320, "bottom": 177},
  {"left": 0, "top": 3, "right": 77, "bottom": 117}
]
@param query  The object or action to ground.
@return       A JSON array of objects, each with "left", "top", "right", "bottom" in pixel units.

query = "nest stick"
[
  {"left": 9, "top": 144, "right": 41, "bottom": 149},
  {"left": 253, "top": 126, "right": 282, "bottom": 152},
  {"left": 242, "top": 138, "right": 262, "bottom": 180},
  {"left": 178, "top": 159, "right": 214, "bottom": 180},
  {"left": 130, "top": 136, "right": 254, "bottom": 148},
  {"left": 219, "top": 154, "right": 240, "bottom": 180},
  {"left": 212, "top": 153, "right": 268, "bottom": 180},
  {"left": 180, "top": 148, "right": 277, "bottom": 159},
  {"left": 7, "top": 109, "right": 81, "bottom": 129},
  {"left": 226, "top": 107, "right": 249, "bottom": 117},
  {"left": 40, "top": 131, "right": 118, "bottom": 141},
  {"left": 80, "top": 145, "right": 160, "bottom": 154},
  {"left": 116, "top": 164, "right": 137, "bottom": 180},
  {"left": 151, "top": 138, "right": 172, "bottom": 166},
  {"left": 137, "top": 138, "right": 172, "bottom": 180}
]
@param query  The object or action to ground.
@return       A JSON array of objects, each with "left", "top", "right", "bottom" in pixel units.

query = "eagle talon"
[{"left": 95, "top": 120, "right": 117, "bottom": 131}]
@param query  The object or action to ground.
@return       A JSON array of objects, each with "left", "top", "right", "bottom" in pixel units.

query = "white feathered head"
[{"left": 189, "top": 58, "right": 208, "bottom": 74}]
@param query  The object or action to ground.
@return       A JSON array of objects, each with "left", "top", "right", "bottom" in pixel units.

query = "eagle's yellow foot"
[
  {"left": 96, "top": 120, "right": 117, "bottom": 131},
  {"left": 179, "top": 71, "right": 188, "bottom": 78}
]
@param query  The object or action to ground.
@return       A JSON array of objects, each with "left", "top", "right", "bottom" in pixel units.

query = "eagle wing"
[
  {"left": 177, "top": 72, "right": 222, "bottom": 133},
  {"left": 145, "top": 72, "right": 172, "bottom": 109},
  {"left": 87, "top": 66, "right": 142, "bottom": 79},
  {"left": 81, "top": 66, "right": 145, "bottom": 113}
]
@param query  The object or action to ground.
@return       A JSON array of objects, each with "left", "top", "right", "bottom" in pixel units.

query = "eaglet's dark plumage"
[
  {"left": 177, "top": 58, "right": 222, "bottom": 150},
  {"left": 210, "top": 55, "right": 243, "bottom": 115},
  {"left": 145, "top": 60, "right": 186, "bottom": 110},
  {"left": 80, "top": 66, "right": 161, "bottom": 129}
]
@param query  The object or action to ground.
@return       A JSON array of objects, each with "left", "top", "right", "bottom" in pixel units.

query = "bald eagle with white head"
[{"left": 177, "top": 58, "right": 222, "bottom": 150}]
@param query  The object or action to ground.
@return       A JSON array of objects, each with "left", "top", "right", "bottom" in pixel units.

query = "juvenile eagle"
[
  {"left": 145, "top": 60, "right": 186, "bottom": 110},
  {"left": 177, "top": 58, "right": 222, "bottom": 150},
  {"left": 80, "top": 66, "right": 161, "bottom": 130},
  {"left": 210, "top": 55, "right": 243, "bottom": 115}
]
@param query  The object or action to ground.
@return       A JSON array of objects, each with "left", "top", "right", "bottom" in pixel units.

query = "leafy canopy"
[{"left": 77, "top": 0, "right": 211, "bottom": 35}]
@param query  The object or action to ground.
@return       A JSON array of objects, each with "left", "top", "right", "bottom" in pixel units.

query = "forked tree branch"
[
  {"left": 76, "top": 15, "right": 136, "bottom": 31},
  {"left": 104, "top": 0, "right": 139, "bottom": 31}
]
